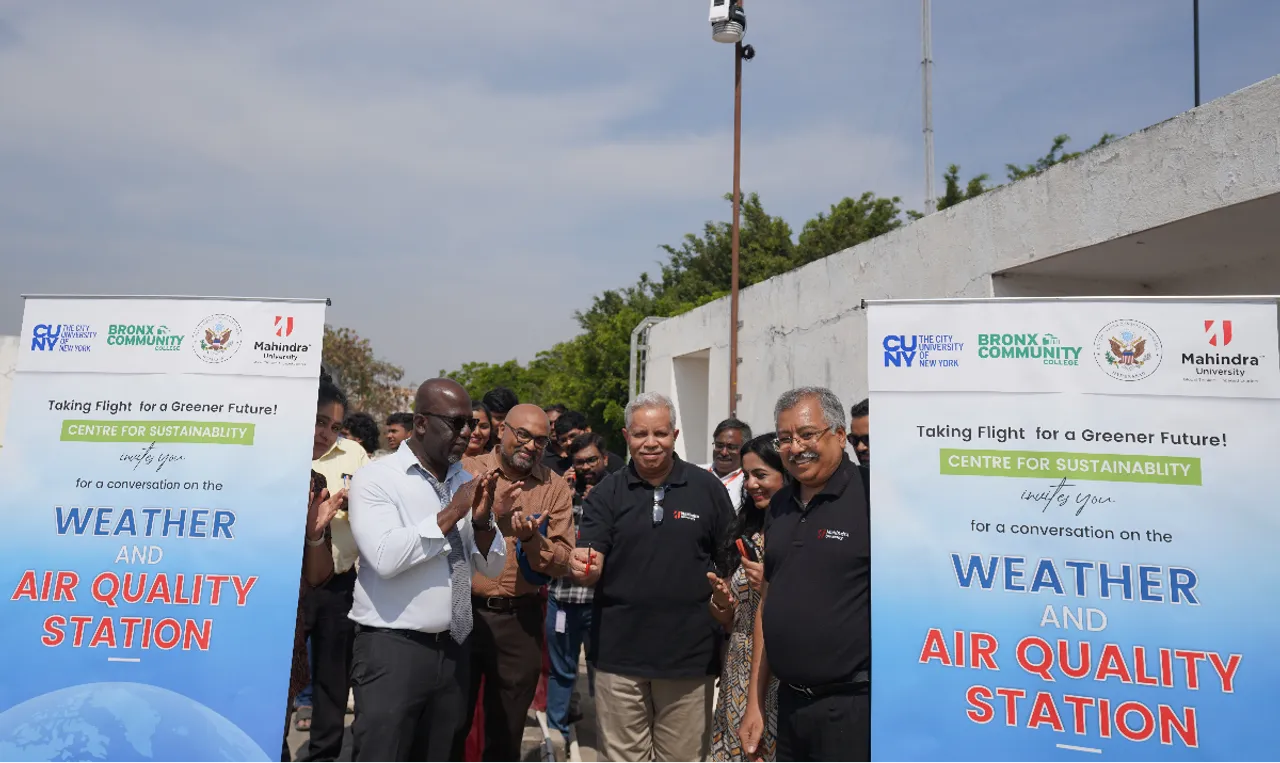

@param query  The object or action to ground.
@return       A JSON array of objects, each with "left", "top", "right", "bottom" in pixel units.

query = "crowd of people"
[{"left": 294, "top": 370, "right": 872, "bottom": 762}]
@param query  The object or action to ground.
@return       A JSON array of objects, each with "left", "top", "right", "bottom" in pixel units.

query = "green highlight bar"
[
  {"left": 60, "top": 420, "right": 255, "bottom": 445},
  {"left": 939, "top": 448, "right": 1201, "bottom": 486}
]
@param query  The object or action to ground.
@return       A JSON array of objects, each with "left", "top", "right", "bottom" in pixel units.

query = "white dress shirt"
[
  {"left": 347, "top": 441, "right": 506, "bottom": 633},
  {"left": 701, "top": 464, "right": 745, "bottom": 513}
]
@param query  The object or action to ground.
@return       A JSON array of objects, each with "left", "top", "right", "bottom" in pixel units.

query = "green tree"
[
  {"left": 936, "top": 164, "right": 989, "bottom": 211},
  {"left": 322, "top": 326, "right": 408, "bottom": 417},
  {"left": 1005, "top": 133, "right": 1116, "bottom": 181}
]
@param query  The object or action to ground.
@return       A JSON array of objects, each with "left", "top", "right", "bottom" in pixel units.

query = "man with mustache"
[
  {"left": 455, "top": 403, "right": 575, "bottom": 761},
  {"left": 849, "top": 398, "right": 869, "bottom": 467},
  {"left": 740, "top": 387, "right": 871, "bottom": 762},
  {"left": 701, "top": 418, "right": 752, "bottom": 513},
  {"left": 569, "top": 392, "right": 733, "bottom": 762}
]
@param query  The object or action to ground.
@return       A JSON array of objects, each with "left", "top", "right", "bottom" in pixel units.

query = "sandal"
[{"left": 294, "top": 705, "right": 312, "bottom": 732}]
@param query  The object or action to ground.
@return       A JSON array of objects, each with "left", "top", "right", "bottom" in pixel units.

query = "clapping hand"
[
  {"left": 511, "top": 510, "right": 549, "bottom": 542},
  {"left": 307, "top": 486, "right": 347, "bottom": 541}
]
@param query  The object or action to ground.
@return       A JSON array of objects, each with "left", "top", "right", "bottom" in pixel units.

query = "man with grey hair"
[
  {"left": 569, "top": 391, "right": 733, "bottom": 762},
  {"left": 740, "top": 386, "right": 871, "bottom": 762}
]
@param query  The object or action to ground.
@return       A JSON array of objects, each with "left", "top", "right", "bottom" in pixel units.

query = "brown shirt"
[{"left": 462, "top": 451, "right": 575, "bottom": 597}]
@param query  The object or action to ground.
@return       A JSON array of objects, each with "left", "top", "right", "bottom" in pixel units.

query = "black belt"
[
  {"left": 355, "top": 624, "right": 451, "bottom": 646},
  {"left": 786, "top": 670, "right": 870, "bottom": 699},
  {"left": 472, "top": 595, "right": 540, "bottom": 613}
]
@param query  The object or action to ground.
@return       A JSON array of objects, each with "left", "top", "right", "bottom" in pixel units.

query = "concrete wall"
[
  {"left": 644, "top": 74, "right": 1280, "bottom": 455},
  {"left": 0, "top": 335, "right": 17, "bottom": 449}
]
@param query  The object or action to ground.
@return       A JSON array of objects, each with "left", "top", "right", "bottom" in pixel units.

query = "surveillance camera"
[
  {"left": 710, "top": 0, "right": 746, "bottom": 44},
  {"left": 741, "top": 44, "right": 755, "bottom": 60}
]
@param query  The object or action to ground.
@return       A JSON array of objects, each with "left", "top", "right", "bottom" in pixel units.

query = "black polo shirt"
[
  {"left": 762, "top": 455, "right": 870, "bottom": 687},
  {"left": 579, "top": 455, "right": 733, "bottom": 679}
]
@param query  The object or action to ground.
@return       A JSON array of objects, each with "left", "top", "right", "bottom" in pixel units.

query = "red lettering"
[
  {"left": 994, "top": 687, "right": 1026, "bottom": 727},
  {"left": 11, "top": 570, "right": 38, "bottom": 601},
  {"left": 70, "top": 615, "right": 93, "bottom": 647},
  {"left": 42, "top": 615, "right": 66, "bottom": 646},
  {"left": 172, "top": 574, "right": 191, "bottom": 605},
  {"left": 39, "top": 570, "right": 52, "bottom": 600},
  {"left": 1207, "top": 653, "right": 1241, "bottom": 693},
  {"left": 1116, "top": 700, "right": 1155, "bottom": 742},
  {"left": 1062, "top": 694, "right": 1095, "bottom": 735},
  {"left": 965, "top": 685, "right": 994, "bottom": 723},
  {"left": 1028, "top": 692, "right": 1064, "bottom": 732},
  {"left": 153, "top": 618, "right": 181, "bottom": 650},
  {"left": 53, "top": 571, "right": 78, "bottom": 602},
  {"left": 1095, "top": 643, "right": 1132, "bottom": 684},
  {"left": 142, "top": 617, "right": 152, "bottom": 649},
  {"left": 191, "top": 573, "right": 203, "bottom": 605},
  {"left": 1057, "top": 639, "right": 1090, "bottom": 679},
  {"left": 88, "top": 617, "right": 116, "bottom": 648},
  {"left": 1174, "top": 650, "right": 1207, "bottom": 690},
  {"left": 1133, "top": 646, "right": 1159, "bottom": 686},
  {"left": 1099, "top": 697, "right": 1112, "bottom": 738},
  {"left": 919, "top": 629, "right": 951, "bottom": 666},
  {"left": 1159, "top": 705, "right": 1198, "bottom": 748},
  {"left": 121, "top": 572, "right": 146, "bottom": 604},
  {"left": 120, "top": 617, "right": 143, "bottom": 649},
  {"left": 206, "top": 575, "right": 229, "bottom": 605},
  {"left": 1160, "top": 647, "right": 1174, "bottom": 687},
  {"left": 971, "top": 632, "right": 999, "bottom": 670},
  {"left": 184, "top": 619, "right": 213, "bottom": 651},
  {"left": 1015, "top": 636, "right": 1053, "bottom": 681},
  {"left": 232, "top": 575, "right": 258, "bottom": 606},
  {"left": 145, "top": 574, "right": 172, "bottom": 605},
  {"left": 953, "top": 630, "right": 965, "bottom": 667}
]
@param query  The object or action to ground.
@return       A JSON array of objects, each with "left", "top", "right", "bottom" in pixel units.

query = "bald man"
[
  {"left": 347, "top": 379, "right": 523, "bottom": 761},
  {"left": 453, "top": 404, "right": 576, "bottom": 761}
]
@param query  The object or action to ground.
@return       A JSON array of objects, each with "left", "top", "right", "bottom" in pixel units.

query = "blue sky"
[{"left": 1, "top": 1, "right": 1277, "bottom": 385}]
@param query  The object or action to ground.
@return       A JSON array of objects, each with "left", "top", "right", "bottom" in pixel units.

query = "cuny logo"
[
  {"left": 275, "top": 316, "right": 295, "bottom": 338},
  {"left": 882, "top": 334, "right": 963, "bottom": 368},
  {"left": 30, "top": 324, "right": 95, "bottom": 353},
  {"left": 1205, "top": 319, "right": 1232, "bottom": 347}
]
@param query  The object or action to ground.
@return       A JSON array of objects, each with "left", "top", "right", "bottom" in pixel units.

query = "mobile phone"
[
  {"left": 736, "top": 536, "right": 758, "bottom": 562},
  {"left": 574, "top": 470, "right": 587, "bottom": 493}
]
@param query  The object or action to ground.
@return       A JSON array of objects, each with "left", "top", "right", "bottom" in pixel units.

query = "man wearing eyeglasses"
[
  {"left": 849, "top": 398, "right": 869, "bottom": 467},
  {"left": 346, "top": 379, "right": 519, "bottom": 761},
  {"left": 701, "top": 417, "right": 752, "bottom": 513},
  {"left": 739, "top": 387, "right": 871, "bottom": 762},
  {"left": 569, "top": 392, "right": 733, "bottom": 762},
  {"left": 455, "top": 403, "right": 576, "bottom": 762}
]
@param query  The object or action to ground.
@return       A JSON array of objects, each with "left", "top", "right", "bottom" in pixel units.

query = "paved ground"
[{"left": 286, "top": 658, "right": 599, "bottom": 762}]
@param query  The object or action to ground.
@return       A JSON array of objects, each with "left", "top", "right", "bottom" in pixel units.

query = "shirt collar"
[
  {"left": 390, "top": 439, "right": 469, "bottom": 486},
  {"left": 318, "top": 437, "right": 358, "bottom": 461},
  {"left": 625, "top": 453, "right": 689, "bottom": 487},
  {"left": 784, "top": 453, "right": 857, "bottom": 507}
]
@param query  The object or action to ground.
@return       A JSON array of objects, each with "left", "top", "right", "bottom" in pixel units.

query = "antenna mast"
[{"left": 922, "top": 0, "right": 936, "bottom": 213}]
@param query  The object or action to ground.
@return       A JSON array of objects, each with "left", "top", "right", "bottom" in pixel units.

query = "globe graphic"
[{"left": 0, "top": 682, "right": 268, "bottom": 761}]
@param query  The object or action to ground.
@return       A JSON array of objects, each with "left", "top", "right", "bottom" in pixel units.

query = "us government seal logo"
[
  {"left": 1094, "top": 318, "right": 1162, "bottom": 381},
  {"left": 191, "top": 314, "right": 242, "bottom": 364}
]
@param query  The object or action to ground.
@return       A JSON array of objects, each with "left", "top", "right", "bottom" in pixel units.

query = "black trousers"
[
  {"left": 350, "top": 626, "right": 470, "bottom": 762},
  {"left": 301, "top": 569, "right": 356, "bottom": 762},
  {"left": 776, "top": 686, "right": 871, "bottom": 762},
  {"left": 451, "top": 597, "right": 545, "bottom": 761}
]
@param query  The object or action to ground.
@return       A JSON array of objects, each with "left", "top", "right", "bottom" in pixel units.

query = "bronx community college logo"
[
  {"left": 1093, "top": 318, "right": 1162, "bottom": 381},
  {"left": 191, "top": 314, "right": 242, "bottom": 363}
]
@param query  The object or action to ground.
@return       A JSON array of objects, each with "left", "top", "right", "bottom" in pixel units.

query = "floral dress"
[{"left": 711, "top": 531, "right": 778, "bottom": 761}]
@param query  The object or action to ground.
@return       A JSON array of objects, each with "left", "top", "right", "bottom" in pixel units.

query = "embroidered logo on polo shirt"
[
  {"left": 671, "top": 510, "right": 700, "bottom": 521},
  {"left": 818, "top": 529, "right": 848, "bottom": 541}
]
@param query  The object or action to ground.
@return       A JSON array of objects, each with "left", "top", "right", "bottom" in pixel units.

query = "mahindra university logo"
[
  {"left": 275, "top": 316, "right": 295, "bottom": 338},
  {"left": 817, "top": 528, "right": 848, "bottom": 541},
  {"left": 1205, "top": 319, "right": 1232, "bottom": 347}
]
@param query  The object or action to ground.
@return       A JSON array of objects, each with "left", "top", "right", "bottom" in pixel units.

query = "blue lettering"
[
  {"left": 1138, "top": 564, "right": 1163, "bottom": 602},
  {"left": 114, "top": 508, "right": 136, "bottom": 536},
  {"left": 163, "top": 509, "right": 186, "bottom": 537},
  {"left": 951, "top": 553, "right": 998, "bottom": 589},
  {"left": 55, "top": 506, "right": 93, "bottom": 535},
  {"left": 1098, "top": 562, "right": 1133, "bottom": 600},
  {"left": 1003, "top": 556, "right": 1026, "bottom": 592},
  {"left": 1029, "top": 558, "right": 1064, "bottom": 595},
  {"left": 212, "top": 510, "right": 236, "bottom": 539},
  {"left": 142, "top": 508, "right": 162, "bottom": 535},
  {"left": 93, "top": 508, "right": 113, "bottom": 537},
  {"left": 1064, "top": 560, "right": 1094, "bottom": 596},
  {"left": 1170, "top": 567, "right": 1199, "bottom": 605},
  {"left": 189, "top": 509, "right": 209, "bottom": 538}
]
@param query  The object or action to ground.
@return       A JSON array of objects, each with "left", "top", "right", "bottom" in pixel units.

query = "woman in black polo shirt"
[{"left": 709, "top": 434, "right": 789, "bottom": 761}]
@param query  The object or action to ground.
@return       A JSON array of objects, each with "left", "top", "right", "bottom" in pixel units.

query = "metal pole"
[
  {"left": 1193, "top": 0, "right": 1201, "bottom": 107},
  {"left": 730, "top": 36, "right": 743, "bottom": 419},
  {"left": 922, "top": 0, "right": 935, "bottom": 213}
]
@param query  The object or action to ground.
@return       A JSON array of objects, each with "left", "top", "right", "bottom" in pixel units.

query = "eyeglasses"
[
  {"left": 774, "top": 427, "right": 832, "bottom": 450},
  {"left": 711, "top": 440, "right": 739, "bottom": 452},
  {"left": 851, "top": 433, "right": 869, "bottom": 448},
  {"left": 511, "top": 427, "right": 551, "bottom": 450},
  {"left": 420, "top": 412, "right": 478, "bottom": 434},
  {"left": 652, "top": 485, "right": 666, "bottom": 526},
  {"left": 572, "top": 455, "right": 602, "bottom": 468}
]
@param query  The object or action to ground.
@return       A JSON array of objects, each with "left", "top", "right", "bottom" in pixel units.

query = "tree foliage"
[
  {"left": 322, "top": 325, "right": 409, "bottom": 418},
  {"left": 438, "top": 133, "right": 1113, "bottom": 450}
]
